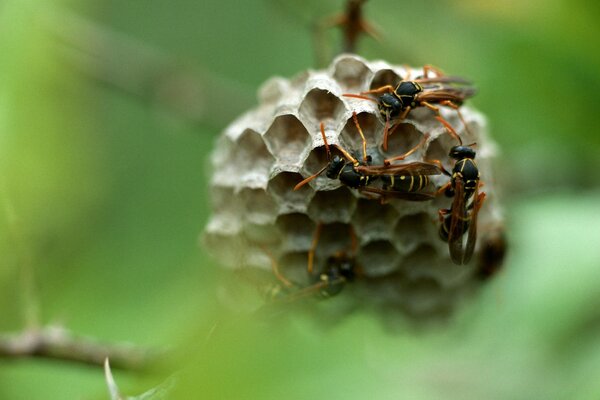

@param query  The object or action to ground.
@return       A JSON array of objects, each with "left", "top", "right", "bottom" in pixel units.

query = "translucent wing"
[{"left": 355, "top": 161, "right": 442, "bottom": 177}]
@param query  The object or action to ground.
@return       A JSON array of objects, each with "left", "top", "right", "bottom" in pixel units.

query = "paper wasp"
[
  {"left": 343, "top": 65, "right": 476, "bottom": 150},
  {"left": 436, "top": 145, "right": 485, "bottom": 265},
  {"left": 262, "top": 224, "right": 358, "bottom": 304},
  {"left": 294, "top": 112, "right": 443, "bottom": 201}
]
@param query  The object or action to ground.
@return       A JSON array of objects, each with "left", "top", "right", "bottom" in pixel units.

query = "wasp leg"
[
  {"left": 439, "top": 100, "right": 473, "bottom": 138},
  {"left": 308, "top": 222, "right": 324, "bottom": 275},
  {"left": 384, "top": 134, "right": 429, "bottom": 165},
  {"left": 420, "top": 101, "right": 463, "bottom": 145},
  {"left": 422, "top": 64, "right": 446, "bottom": 79},
  {"left": 360, "top": 84, "right": 396, "bottom": 95},
  {"left": 261, "top": 245, "right": 295, "bottom": 289}
]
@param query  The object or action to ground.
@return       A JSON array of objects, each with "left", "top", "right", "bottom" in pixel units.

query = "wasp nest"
[{"left": 205, "top": 54, "right": 504, "bottom": 321}]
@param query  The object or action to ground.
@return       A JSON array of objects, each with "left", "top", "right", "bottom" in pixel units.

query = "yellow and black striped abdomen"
[{"left": 383, "top": 174, "right": 430, "bottom": 192}]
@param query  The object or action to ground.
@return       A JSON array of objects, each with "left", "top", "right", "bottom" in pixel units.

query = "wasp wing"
[
  {"left": 355, "top": 162, "right": 442, "bottom": 177},
  {"left": 447, "top": 176, "right": 468, "bottom": 265},
  {"left": 418, "top": 87, "right": 477, "bottom": 103},
  {"left": 359, "top": 186, "right": 435, "bottom": 201},
  {"left": 463, "top": 188, "right": 486, "bottom": 264},
  {"left": 413, "top": 76, "right": 472, "bottom": 85}
]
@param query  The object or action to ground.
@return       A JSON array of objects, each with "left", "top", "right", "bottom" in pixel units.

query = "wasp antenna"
[
  {"left": 351, "top": 111, "right": 368, "bottom": 163},
  {"left": 382, "top": 114, "right": 390, "bottom": 151},
  {"left": 467, "top": 142, "right": 477, "bottom": 148},
  {"left": 319, "top": 122, "right": 332, "bottom": 159},
  {"left": 293, "top": 165, "right": 328, "bottom": 191}
]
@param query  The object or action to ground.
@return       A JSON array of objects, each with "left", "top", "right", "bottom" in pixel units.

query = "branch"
[
  {"left": 39, "top": 7, "right": 254, "bottom": 128},
  {"left": 0, "top": 325, "right": 159, "bottom": 370}
]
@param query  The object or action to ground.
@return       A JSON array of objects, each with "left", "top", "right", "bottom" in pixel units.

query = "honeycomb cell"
[
  {"left": 243, "top": 221, "right": 279, "bottom": 246},
  {"left": 357, "top": 240, "right": 400, "bottom": 277},
  {"left": 275, "top": 213, "right": 316, "bottom": 253},
  {"left": 339, "top": 111, "right": 381, "bottom": 152},
  {"left": 299, "top": 145, "right": 339, "bottom": 191},
  {"left": 331, "top": 55, "right": 373, "bottom": 92},
  {"left": 425, "top": 133, "right": 455, "bottom": 172},
  {"left": 233, "top": 129, "right": 275, "bottom": 189},
  {"left": 258, "top": 77, "right": 290, "bottom": 105},
  {"left": 383, "top": 122, "right": 426, "bottom": 160},
  {"left": 239, "top": 188, "right": 278, "bottom": 225},
  {"left": 278, "top": 251, "right": 310, "bottom": 285},
  {"left": 298, "top": 88, "right": 347, "bottom": 127},
  {"left": 263, "top": 115, "right": 312, "bottom": 166},
  {"left": 307, "top": 187, "right": 356, "bottom": 224},
  {"left": 352, "top": 198, "right": 398, "bottom": 242},
  {"left": 369, "top": 69, "right": 401, "bottom": 90},
  {"left": 267, "top": 172, "right": 314, "bottom": 213},
  {"left": 394, "top": 212, "right": 435, "bottom": 253}
]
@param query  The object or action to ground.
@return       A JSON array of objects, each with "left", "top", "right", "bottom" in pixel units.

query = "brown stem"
[{"left": 0, "top": 325, "right": 159, "bottom": 370}]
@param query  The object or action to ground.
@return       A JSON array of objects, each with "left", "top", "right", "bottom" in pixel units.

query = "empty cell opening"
[
  {"left": 332, "top": 56, "right": 372, "bottom": 92},
  {"left": 278, "top": 251, "right": 311, "bottom": 285},
  {"left": 383, "top": 123, "right": 426, "bottom": 160},
  {"left": 307, "top": 187, "right": 356, "bottom": 224},
  {"left": 263, "top": 115, "right": 312, "bottom": 165},
  {"left": 369, "top": 69, "right": 402, "bottom": 91},
  {"left": 309, "top": 222, "right": 356, "bottom": 272},
  {"left": 358, "top": 240, "right": 399, "bottom": 277},
  {"left": 299, "top": 89, "right": 346, "bottom": 126},
  {"left": 275, "top": 213, "right": 316, "bottom": 251},
  {"left": 339, "top": 112, "right": 381, "bottom": 153},
  {"left": 425, "top": 135, "right": 454, "bottom": 172},
  {"left": 267, "top": 171, "right": 313, "bottom": 207},
  {"left": 394, "top": 212, "right": 434, "bottom": 249},
  {"left": 234, "top": 129, "right": 275, "bottom": 179},
  {"left": 352, "top": 198, "right": 398, "bottom": 237},
  {"left": 239, "top": 188, "right": 278, "bottom": 224}
]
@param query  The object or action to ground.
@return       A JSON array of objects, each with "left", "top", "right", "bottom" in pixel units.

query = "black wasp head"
[
  {"left": 326, "top": 155, "right": 346, "bottom": 179},
  {"left": 449, "top": 145, "right": 476, "bottom": 160},
  {"left": 378, "top": 93, "right": 402, "bottom": 119}
]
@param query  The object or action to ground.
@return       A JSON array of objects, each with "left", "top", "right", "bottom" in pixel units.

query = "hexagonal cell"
[
  {"left": 243, "top": 221, "right": 279, "bottom": 246},
  {"left": 203, "top": 227, "right": 245, "bottom": 269},
  {"left": 299, "top": 145, "right": 344, "bottom": 191},
  {"left": 258, "top": 77, "right": 290, "bottom": 105},
  {"left": 298, "top": 88, "right": 346, "bottom": 127},
  {"left": 424, "top": 133, "right": 455, "bottom": 172},
  {"left": 369, "top": 69, "right": 401, "bottom": 90},
  {"left": 239, "top": 187, "right": 278, "bottom": 225},
  {"left": 352, "top": 198, "right": 398, "bottom": 241},
  {"left": 233, "top": 129, "right": 275, "bottom": 189},
  {"left": 399, "top": 242, "right": 468, "bottom": 286},
  {"left": 263, "top": 115, "right": 312, "bottom": 165},
  {"left": 267, "top": 171, "right": 314, "bottom": 213},
  {"left": 357, "top": 240, "right": 400, "bottom": 277},
  {"left": 339, "top": 111, "right": 382, "bottom": 154},
  {"left": 275, "top": 213, "right": 316, "bottom": 253},
  {"left": 331, "top": 55, "right": 373, "bottom": 92},
  {"left": 307, "top": 187, "right": 356, "bottom": 224},
  {"left": 278, "top": 251, "right": 310, "bottom": 286},
  {"left": 393, "top": 212, "right": 435, "bottom": 253},
  {"left": 308, "top": 222, "right": 356, "bottom": 272},
  {"left": 383, "top": 122, "right": 426, "bottom": 160}
]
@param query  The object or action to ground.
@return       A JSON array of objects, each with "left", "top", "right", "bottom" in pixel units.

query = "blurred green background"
[{"left": 1, "top": 0, "right": 599, "bottom": 398}]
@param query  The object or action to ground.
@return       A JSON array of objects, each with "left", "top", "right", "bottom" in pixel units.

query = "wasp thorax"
[{"left": 204, "top": 54, "right": 504, "bottom": 324}]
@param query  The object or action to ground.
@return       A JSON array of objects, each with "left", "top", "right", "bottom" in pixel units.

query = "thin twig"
[
  {"left": 39, "top": 8, "right": 254, "bottom": 128},
  {"left": 0, "top": 325, "right": 159, "bottom": 370}
]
